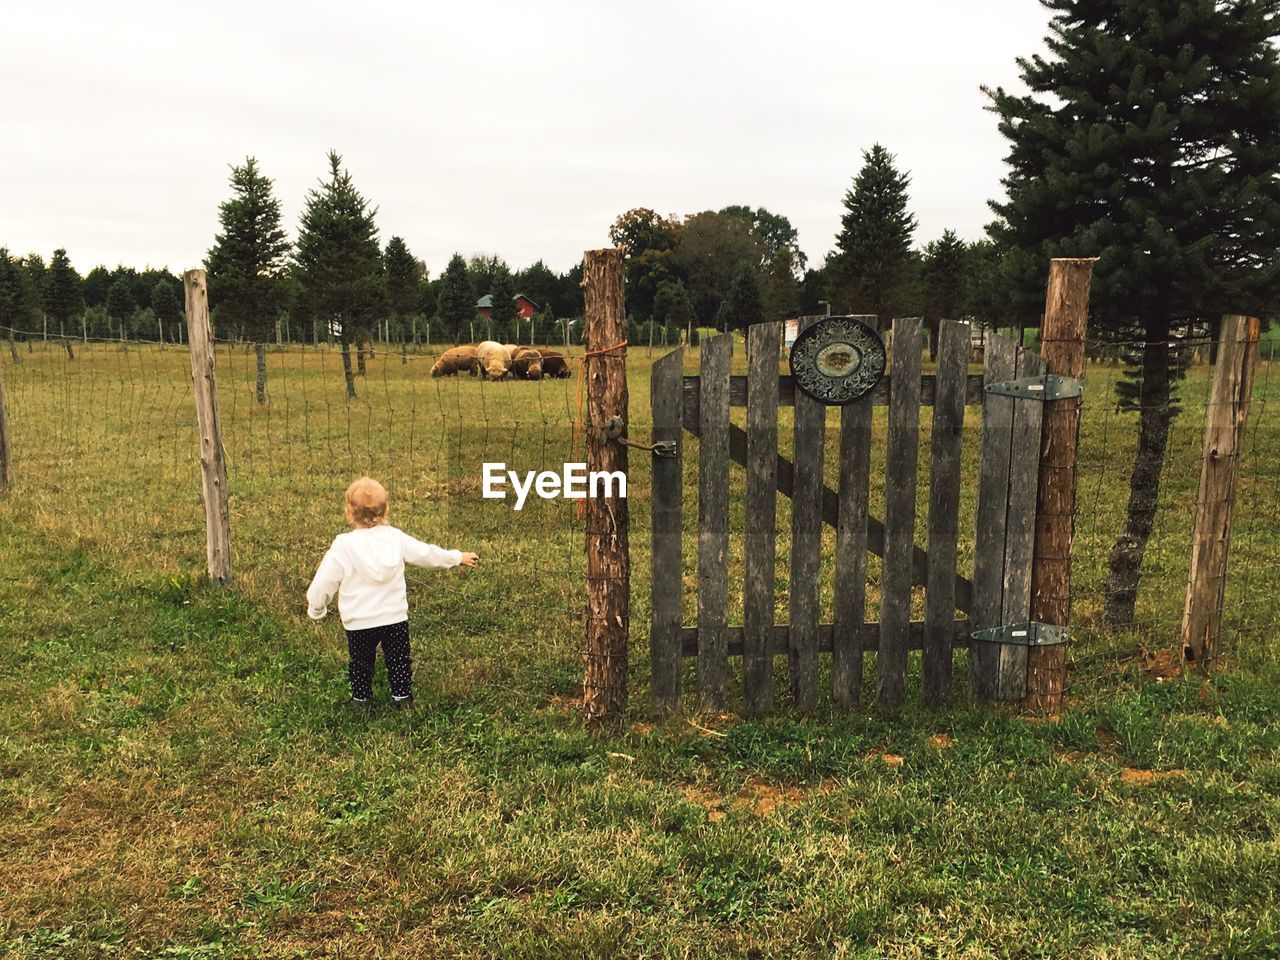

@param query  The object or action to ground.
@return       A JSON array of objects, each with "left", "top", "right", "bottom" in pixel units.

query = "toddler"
[{"left": 307, "top": 476, "right": 478, "bottom": 710}]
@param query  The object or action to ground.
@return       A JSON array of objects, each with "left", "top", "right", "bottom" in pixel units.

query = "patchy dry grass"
[{"left": 1, "top": 342, "right": 1279, "bottom": 957}]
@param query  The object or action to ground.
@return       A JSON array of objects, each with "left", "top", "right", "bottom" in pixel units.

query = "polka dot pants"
[{"left": 345, "top": 621, "right": 412, "bottom": 702}]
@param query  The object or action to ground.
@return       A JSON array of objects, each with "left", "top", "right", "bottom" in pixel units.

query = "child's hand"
[{"left": 459, "top": 552, "right": 479, "bottom": 567}]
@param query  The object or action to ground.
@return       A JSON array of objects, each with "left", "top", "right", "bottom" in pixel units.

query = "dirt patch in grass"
[
  {"left": 865, "top": 751, "right": 905, "bottom": 767},
  {"left": 1138, "top": 644, "right": 1184, "bottom": 681},
  {"left": 1119, "top": 767, "right": 1185, "bottom": 786},
  {"left": 681, "top": 777, "right": 835, "bottom": 821}
]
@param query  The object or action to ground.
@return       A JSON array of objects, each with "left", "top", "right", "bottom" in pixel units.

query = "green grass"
[{"left": 1, "top": 339, "right": 1279, "bottom": 957}]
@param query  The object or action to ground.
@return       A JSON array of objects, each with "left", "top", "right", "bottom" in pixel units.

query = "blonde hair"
[{"left": 345, "top": 476, "right": 388, "bottom": 527}]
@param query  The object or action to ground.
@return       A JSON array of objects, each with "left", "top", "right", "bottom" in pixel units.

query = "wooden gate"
[{"left": 649, "top": 317, "right": 1056, "bottom": 714}]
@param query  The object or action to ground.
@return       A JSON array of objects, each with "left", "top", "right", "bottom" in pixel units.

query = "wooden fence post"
[
  {"left": 184, "top": 269, "right": 231, "bottom": 585},
  {"left": 0, "top": 353, "right": 10, "bottom": 491},
  {"left": 1181, "top": 315, "right": 1260, "bottom": 667},
  {"left": 1024, "top": 258, "right": 1095, "bottom": 712},
  {"left": 650, "top": 347, "right": 684, "bottom": 715},
  {"left": 581, "top": 249, "right": 630, "bottom": 726}
]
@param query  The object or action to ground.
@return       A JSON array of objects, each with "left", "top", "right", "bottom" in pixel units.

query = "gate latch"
[
  {"left": 603, "top": 416, "right": 677, "bottom": 458},
  {"left": 985, "top": 374, "right": 1084, "bottom": 401},
  {"left": 970, "top": 621, "right": 1069, "bottom": 646}
]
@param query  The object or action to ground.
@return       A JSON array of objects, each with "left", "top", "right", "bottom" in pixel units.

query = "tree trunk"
[
  {"left": 341, "top": 340, "right": 357, "bottom": 398},
  {"left": 927, "top": 316, "right": 940, "bottom": 361},
  {"left": 255, "top": 342, "right": 267, "bottom": 405},
  {"left": 357, "top": 341, "right": 367, "bottom": 376},
  {"left": 1104, "top": 317, "right": 1173, "bottom": 625}
]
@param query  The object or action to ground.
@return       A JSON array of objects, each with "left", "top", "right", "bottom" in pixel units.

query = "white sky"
[{"left": 1, "top": 0, "right": 1050, "bottom": 278}]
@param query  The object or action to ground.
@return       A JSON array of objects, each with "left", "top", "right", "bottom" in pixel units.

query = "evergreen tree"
[
  {"left": 18, "top": 255, "right": 47, "bottom": 337},
  {"left": 831, "top": 144, "right": 917, "bottom": 325},
  {"left": 207, "top": 156, "right": 290, "bottom": 403},
  {"left": 713, "top": 300, "right": 731, "bottom": 333},
  {"left": 487, "top": 263, "right": 518, "bottom": 335},
  {"left": 415, "top": 278, "right": 438, "bottom": 329},
  {"left": 294, "top": 150, "right": 385, "bottom": 398},
  {"left": 987, "top": 0, "right": 1280, "bottom": 627},
  {"left": 384, "top": 236, "right": 420, "bottom": 335},
  {"left": 105, "top": 280, "right": 134, "bottom": 341},
  {"left": 45, "top": 248, "right": 83, "bottom": 340},
  {"left": 921, "top": 229, "right": 967, "bottom": 358},
  {"left": 83, "top": 266, "right": 111, "bottom": 308},
  {"left": 438, "top": 253, "right": 474, "bottom": 342},
  {"left": 0, "top": 250, "right": 23, "bottom": 346},
  {"left": 724, "top": 265, "right": 765, "bottom": 332},
  {"left": 652, "top": 279, "right": 698, "bottom": 344},
  {"left": 151, "top": 280, "right": 181, "bottom": 342}
]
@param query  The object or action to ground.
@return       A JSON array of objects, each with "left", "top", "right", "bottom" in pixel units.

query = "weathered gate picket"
[{"left": 649, "top": 317, "right": 1058, "bottom": 714}]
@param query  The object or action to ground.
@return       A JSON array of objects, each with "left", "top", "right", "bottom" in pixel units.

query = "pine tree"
[
  {"left": 487, "top": 262, "right": 518, "bottom": 336},
  {"left": 922, "top": 229, "right": 967, "bottom": 358},
  {"left": 105, "top": 280, "right": 134, "bottom": 342},
  {"left": 724, "top": 265, "right": 765, "bottom": 333},
  {"left": 44, "top": 248, "right": 83, "bottom": 341},
  {"left": 987, "top": 0, "right": 1280, "bottom": 627},
  {"left": 151, "top": 280, "right": 181, "bottom": 343},
  {"left": 294, "top": 151, "right": 385, "bottom": 398},
  {"left": 0, "top": 250, "right": 23, "bottom": 351},
  {"left": 384, "top": 236, "right": 420, "bottom": 338},
  {"left": 18, "top": 256, "right": 47, "bottom": 338},
  {"left": 83, "top": 266, "right": 111, "bottom": 309},
  {"left": 832, "top": 144, "right": 917, "bottom": 326},
  {"left": 652, "top": 279, "right": 698, "bottom": 345},
  {"left": 207, "top": 157, "right": 290, "bottom": 403},
  {"left": 437, "top": 254, "right": 474, "bottom": 342}
]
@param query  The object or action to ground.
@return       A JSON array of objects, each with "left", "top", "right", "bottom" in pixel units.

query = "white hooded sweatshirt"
[{"left": 306, "top": 525, "right": 462, "bottom": 631}]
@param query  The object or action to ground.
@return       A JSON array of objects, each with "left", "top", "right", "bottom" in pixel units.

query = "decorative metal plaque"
[{"left": 788, "top": 316, "right": 886, "bottom": 405}]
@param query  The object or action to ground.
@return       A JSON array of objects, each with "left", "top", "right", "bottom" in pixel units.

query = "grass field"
[{"left": 2, "top": 338, "right": 1279, "bottom": 958}]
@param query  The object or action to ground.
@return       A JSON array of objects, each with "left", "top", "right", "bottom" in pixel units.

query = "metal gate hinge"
[
  {"left": 970, "top": 621, "right": 1069, "bottom": 646},
  {"left": 984, "top": 374, "right": 1084, "bottom": 401}
]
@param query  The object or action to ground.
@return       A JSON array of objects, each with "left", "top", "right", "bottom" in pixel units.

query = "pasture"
[{"left": 1, "top": 339, "right": 1279, "bottom": 958}]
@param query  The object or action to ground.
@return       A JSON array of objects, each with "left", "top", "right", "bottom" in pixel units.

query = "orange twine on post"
[{"left": 573, "top": 340, "right": 628, "bottom": 522}]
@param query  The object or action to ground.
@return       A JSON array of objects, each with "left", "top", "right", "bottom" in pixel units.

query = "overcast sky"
[{"left": 1, "top": 0, "right": 1051, "bottom": 278}]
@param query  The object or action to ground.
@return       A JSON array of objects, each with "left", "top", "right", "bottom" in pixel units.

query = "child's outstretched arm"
[
  {"left": 306, "top": 544, "right": 345, "bottom": 620},
  {"left": 401, "top": 533, "right": 475, "bottom": 569}
]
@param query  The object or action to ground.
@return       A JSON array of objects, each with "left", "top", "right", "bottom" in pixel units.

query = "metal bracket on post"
[
  {"left": 970, "top": 621, "right": 1069, "bottom": 646},
  {"left": 603, "top": 415, "right": 677, "bottom": 458},
  {"left": 985, "top": 373, "right": 1084, "bottom": 401}
]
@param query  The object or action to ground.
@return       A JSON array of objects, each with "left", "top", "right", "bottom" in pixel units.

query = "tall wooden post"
[
  {"left": 581, "top": 249, "right": 630, "bottom": 726},
  {"left": 0, "top": 353, "right": 11, "bottom": 491},
  {"left": 184, "top": 269, "right": 231, "bottom": 585},
  {"left": 1181, "top": 315, "right": 1260, "bottom": 667},
  {"left": 1024, "top": 258, "right": 1095, "bottom": 713}
]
